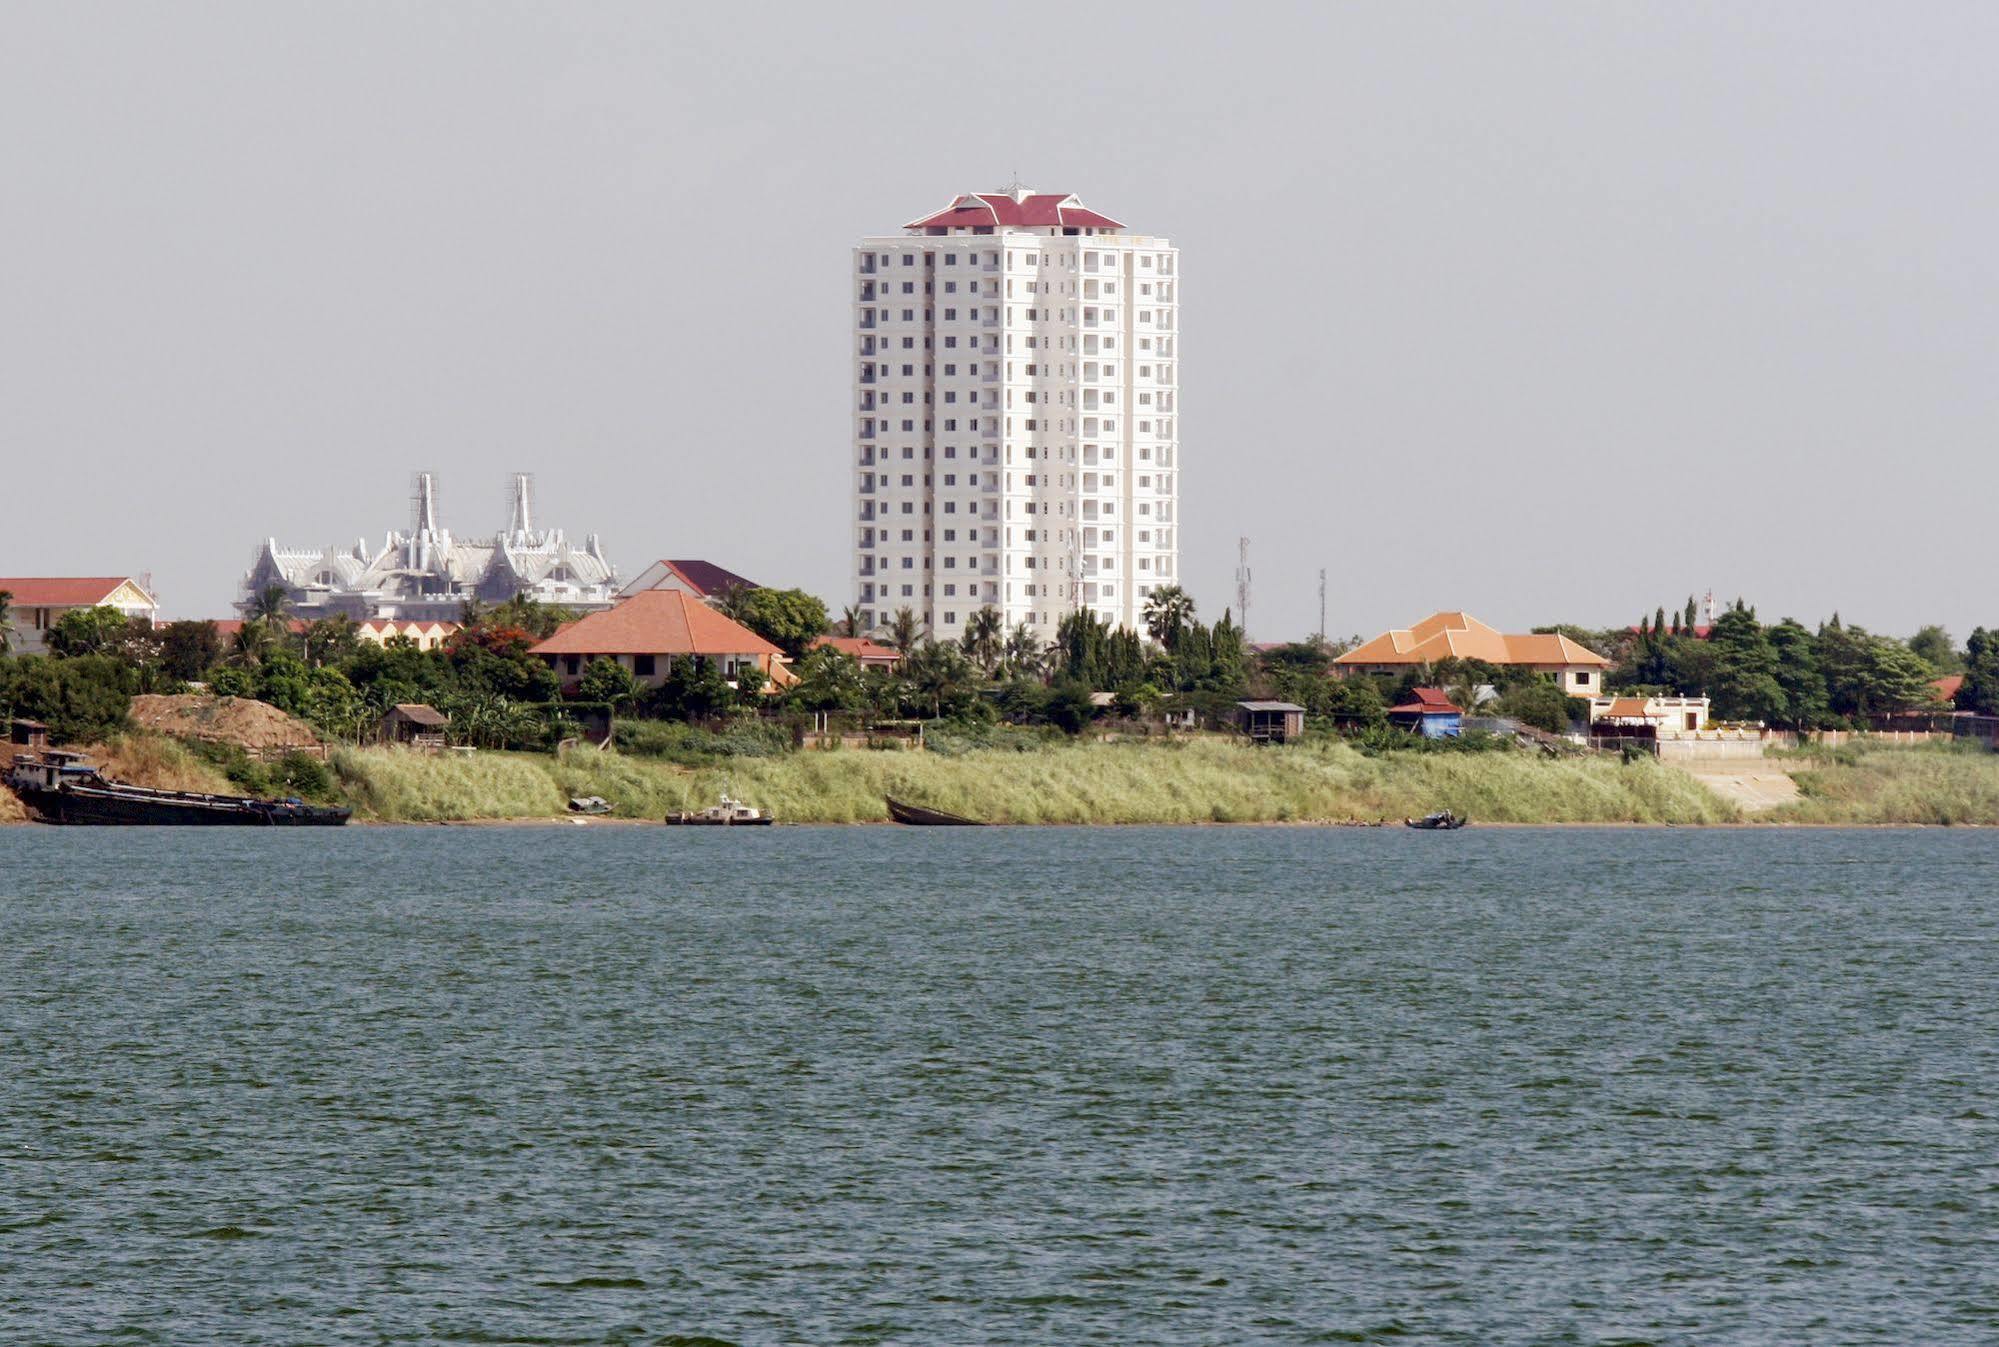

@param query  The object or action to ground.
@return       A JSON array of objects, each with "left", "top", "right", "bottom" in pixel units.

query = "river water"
[{"left": 2, "top": 825, "right": 1996, "bottom": 1344}]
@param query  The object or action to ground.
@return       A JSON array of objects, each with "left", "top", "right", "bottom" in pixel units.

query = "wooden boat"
[
  {"left": 1405, "top": 810, "right": 1468, "bottom": 831},
  {"left": 6, "top": 749, "right": 350, "bottom": 826},
  {"left": 665, "top": 793, "right": 774, "bottom": 826},
  {"left": 885, "top": 796, "right": 984, "bottom": 826}
]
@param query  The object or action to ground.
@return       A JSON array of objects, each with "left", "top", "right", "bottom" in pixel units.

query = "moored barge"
[{"left": 6, "top": 748, "right": 350, "bottom": 826}]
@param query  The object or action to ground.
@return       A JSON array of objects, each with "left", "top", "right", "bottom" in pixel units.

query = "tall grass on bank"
[
  {"left": 1771, "top": 741, "right": 1999, "bottom": 825},
  {"left": 330, "top": 737, "right": 1736, "bottom": 825},
  {"left": 330, "top": 747, "right": 569, "bottom": 821}
]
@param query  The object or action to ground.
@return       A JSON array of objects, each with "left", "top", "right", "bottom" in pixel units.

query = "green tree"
[
  {"left": 903, "top": 640, "right": 975, "bottom": 718},
  {"left": 47, "top": 606, "right": 136, "bottom": 658},
  {"left": 577, "top": 657, "right": 645, "bottom": 712},
  {"left": 1704, "top": 604, "right": 1788, "bottom": 724},
  {"left": 1767, "top": 618, "right": 1831, "bottom": 730},
  {"left": 649, "top": 657, "right": 736, "bottom": 720},
  {"left": 787, "top": 646, "right": 870, "bottom": 712},
  {"left": 1142, "top": 585, "right": 1195, "bottom": 651},
  {"left": 1818, "top": 625, "right": 1939, "bottom": 721},
  {"left": 733, "top": 587, "right": 831, "bottom": 659},
  {"left": 1003, "top": 622, "right": 1047, "bottom": 680},
  {"left": 1962, "top": 628, "right": 1999, "bottom": 714},
  {"left": 838, "top": 604, "right": 866, "bottom": 639},
  {"left": 1907, "top": 625, "right": 1960, "bottom": 675},
  {"left": 960, "top": 605, "right": 1004, "bottom": 675},
  {"left": 0, "top": 654, "right": 132, "bottom": 743},
  {"left": 0, "top": 590, "right": 12, "bottom": 654},
  {"left": 887, "top": 606, "right": 923, "bottom": 656},
  {"left": 160, "top": 620, "right": 222, "bottom": 682},
  {"left": 1496, "top": 678, "right": 1575, "bottom": 735}
]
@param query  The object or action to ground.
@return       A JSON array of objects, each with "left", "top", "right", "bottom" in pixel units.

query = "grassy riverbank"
[
  {"left": 326, "top": 737, "right": 1740, "bottom": 825},
  {"left": 1766, "top": 741, "right": 1999, "bottom": 826},
  {"left": 12, "top": 731, "right": 1998, "bottom": 827}
]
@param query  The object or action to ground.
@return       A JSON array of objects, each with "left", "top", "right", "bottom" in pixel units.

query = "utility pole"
[
  {"left": 1235, "top": 537, "right": 1252, "bottom": 641},
  {"left": 1317, "top": 568, "right": 1327, "bottom": 646}
]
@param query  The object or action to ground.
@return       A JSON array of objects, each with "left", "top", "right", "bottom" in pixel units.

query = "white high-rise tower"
[{"left": 852, "top": 189, "right": 1179, "bottom": 640}]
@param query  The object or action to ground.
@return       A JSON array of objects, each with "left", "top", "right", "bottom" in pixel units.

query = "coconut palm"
[
  {"left": 839, "top": 604, "right": 866, "bottom": 639},
  {"left": 904, "top": 639, "right": 973, "bottom": 718},
  {"left": 887, "top": 606, "right": 923, "bottom": 656},
  {"left": 249, "top": 584, "right": 291, "bottom": 627},
  {"left": 715, "top": 584, "right": 757, "bottom": 624},
  {"left": 1143, "top": 585, "right": 1195, "bottom": 652},
  {"left": 960, "top": 605, "right": 1004, "bottom": 676},
  {"left": 1003, "top": 621, "right": 1046, "bottom": 680},
  {"left": 230, "top": 619, "right": 274, "bottom": 668}
]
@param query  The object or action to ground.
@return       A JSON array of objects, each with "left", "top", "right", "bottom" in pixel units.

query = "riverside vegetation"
[{"left": 7, "top": 585, "right": 1999, "bottom": 826}]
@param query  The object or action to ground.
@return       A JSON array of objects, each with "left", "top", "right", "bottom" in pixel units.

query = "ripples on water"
[{"left": 2, "top": 826, "right": 1997, "bottom": 1344}]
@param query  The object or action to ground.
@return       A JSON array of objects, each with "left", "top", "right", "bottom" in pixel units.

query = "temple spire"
[{"left": 507, "top": 472, "right": 535, "bottom": 544}]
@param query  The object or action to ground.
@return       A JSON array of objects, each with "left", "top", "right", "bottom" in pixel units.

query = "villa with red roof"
[
  {"left": 0, "top": 576, "right": 158, "bottom": 656},
  {"left": 531, "top": 590, "right": 784, "bottom": 692},
  {"left": 1334, "top": 611, "right": 1611, "bottom": 696},
  {"left": 616, "top": 559, "right": 760, "bottom": 605},
  {"left": 808, "top": 635, "right": 903, "bottom": 672}
]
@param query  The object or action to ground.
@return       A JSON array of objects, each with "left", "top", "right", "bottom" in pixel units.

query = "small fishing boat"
[
  {"left": 1405, "top": 810, "right": 1467, "bottom": 831},
  {"left": 885, "top": 795, "right": 984, "bottom": 826},
  {"left": 6, "top": 748, "right": 350, "bottom": 826},
  {"left": 568, "top": 795, "right": 612, "bottom": 815},
  {"left": 665, "top": 793, "right": 774, "bottom": 826}
]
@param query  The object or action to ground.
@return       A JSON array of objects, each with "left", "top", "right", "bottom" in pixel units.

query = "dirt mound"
[
  {"left": 128, "top": 695, "right": 321, "bottom": 751},
  {"left": 0, "top": 784, "right": 26, "bottom": 824}
]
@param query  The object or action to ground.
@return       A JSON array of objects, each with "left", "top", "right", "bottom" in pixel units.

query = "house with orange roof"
[
  {"left": 807, "top": 635, "right": 904, "bottom": 672},
  {"left": 0, "top": 576, "right": 159, "bottom": 656},
  {"left": 530, "top": 590, "right": 784, "bottom": 692},
  {"left": 1333, "top": 611, "right": 1611, "bottom": 696}
]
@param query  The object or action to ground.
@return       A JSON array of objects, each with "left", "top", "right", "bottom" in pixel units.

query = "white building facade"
[{"left": 853, "top": 190, "right": 1178, "bottom": 641}]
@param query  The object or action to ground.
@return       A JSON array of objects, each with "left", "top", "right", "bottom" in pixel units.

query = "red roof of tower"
[{"left": 905, "top": 192, "right": 1124, "bottom": 231}]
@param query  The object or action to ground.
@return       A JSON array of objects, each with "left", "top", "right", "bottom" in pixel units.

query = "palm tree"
[
  {"left": 715, "top": 584, "right": 757, "bottom": 624},
  {"left": 231, "top": 619, "right": 273, "bottom": 668},
  {"left": 459, "top": 596, "right": 490, "bottom": 629},
  {"left": 1003, "top": 621, "right": 1045, "bottom": 680},
  {"left": 839, "top": 604, "right": 866, "bottom": 639},
  {"left": 1143, "top": 585, "right": 1195, "bottom": 651},
  {"left": 888, "top": 605, "right": 922, "bottom": 656},
  {"left": 0, "top": 589, "right": 12, "bottom": 654},
  {"left": 960, "top": 605, "right": 1004, "bottom": 676},
  {"left": 249, "top": 584, "right": 291, "bottom": 627},
  {"left": 904, "top": 640, "right": 972, "bottom": 718}
]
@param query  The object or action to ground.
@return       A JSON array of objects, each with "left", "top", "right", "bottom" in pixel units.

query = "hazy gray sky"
[{"left": 4, "top": 2, "right": 1994, "bottom": 640}]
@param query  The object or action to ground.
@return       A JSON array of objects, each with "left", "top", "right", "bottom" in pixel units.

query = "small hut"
[
  {"left": 1235, "top": 700, "right": 1306, "bottom": 744},
  {"left": 377, "top": 703, "right": 449, "bottom": 750}
]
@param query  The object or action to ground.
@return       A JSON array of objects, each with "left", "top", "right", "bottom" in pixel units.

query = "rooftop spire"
[{"left": 507, "top": 472, "right": 535, "bottom": 543}]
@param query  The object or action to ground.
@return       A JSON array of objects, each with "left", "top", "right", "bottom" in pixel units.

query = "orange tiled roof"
[
  {"left": 810, "top": 635, "right": 902, "bottom": 662},
  {"left": 1335, "top": 612, "right": 1609, "bottom": 668},
  {"left": 530, "top": 590, "right": 781, "bottom": 658},
  {"left": 1604, "top": 697, "right": 1652, "bottom": 719}
]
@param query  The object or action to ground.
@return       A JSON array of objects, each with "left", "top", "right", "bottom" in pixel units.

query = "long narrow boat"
[
  {"left": 1405, "top": 811, "right": 1468, "bottom": 831},
  {"left": 885, "top": 796, "right": 984, "bottom": 826},
  {"left": 7, "top": 749, "right": 350, "bottom": 826}
]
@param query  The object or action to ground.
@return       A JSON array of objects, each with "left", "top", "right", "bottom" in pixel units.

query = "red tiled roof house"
[
  {"left": 530, "top": 590, "right": 783, "bottom": 690},
  {"left": 1334, "top": 611, "right": 1611, "bottom": 696},
  {"left": 0, "top": 576, "right": 159, "bottom": 656}
]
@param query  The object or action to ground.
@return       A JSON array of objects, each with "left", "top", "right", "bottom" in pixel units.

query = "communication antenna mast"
[
  {"left": 1703, "top": 589, "right": 1716, "bottom": 627},
  {"left": 1318, "top": 568, "right": 1328, "bottom": 644},
  {"left": 1235, "top": 536, "right": 1252, "bottom": 640}
]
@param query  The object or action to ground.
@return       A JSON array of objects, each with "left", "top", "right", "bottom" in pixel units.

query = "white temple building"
[{"left": 239, "top": 473, "right": 621, "bottom": 622}]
